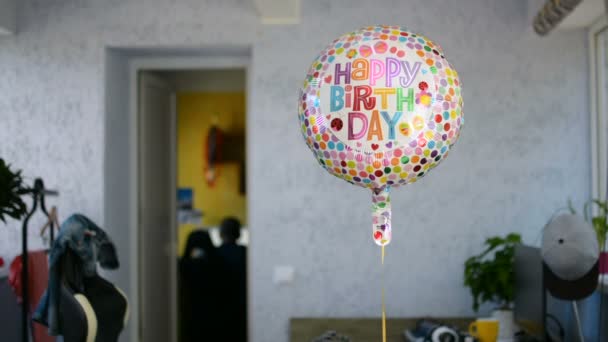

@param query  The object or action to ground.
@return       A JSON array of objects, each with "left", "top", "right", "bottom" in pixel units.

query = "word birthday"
[{"left": 327, "top": 58, "right": 426, "bottom": 141}]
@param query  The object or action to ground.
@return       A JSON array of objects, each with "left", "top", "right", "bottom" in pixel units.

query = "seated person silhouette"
[
  {"left": 179, "top": 230, "right": 220, "bottom": 342},
  {"left": 217, "top": 218, "right": 247, "bottom": 342}
]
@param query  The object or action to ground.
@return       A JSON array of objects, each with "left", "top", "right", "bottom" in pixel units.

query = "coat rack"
[{"left": 21, "top": 178, "right": 58, "bottom": 342}]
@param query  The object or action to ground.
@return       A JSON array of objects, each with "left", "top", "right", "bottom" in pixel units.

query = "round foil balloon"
[{"left": 298, "top": 25, "right": 463, "bottom": 246}]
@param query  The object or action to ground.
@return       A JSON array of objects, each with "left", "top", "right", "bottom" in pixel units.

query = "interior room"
[{"left": 1, "top": 0, "right": 608, "bottom": 342}]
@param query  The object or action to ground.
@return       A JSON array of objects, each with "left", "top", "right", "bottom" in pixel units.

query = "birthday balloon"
[{"left": 298, "top": 25, "right": 463, "bottom": 246}]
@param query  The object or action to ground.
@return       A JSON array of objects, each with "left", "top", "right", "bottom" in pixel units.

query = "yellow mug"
[{"left": 468, "top": 318, "right": 499, "bottom": 342}]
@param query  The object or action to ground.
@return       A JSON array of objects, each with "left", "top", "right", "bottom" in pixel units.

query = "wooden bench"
[{"left": 290, "top": 317, "right": 473, "bottom": 342}]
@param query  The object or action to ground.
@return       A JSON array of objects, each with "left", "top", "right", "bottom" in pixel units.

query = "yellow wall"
[{"left": 177, "top": 92, "right": 246, "bottom": 255}]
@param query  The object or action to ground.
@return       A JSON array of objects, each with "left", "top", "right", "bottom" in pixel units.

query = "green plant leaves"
[
  {"left": 464, "top": 233, "right": 521, "bottom": 311},
  {"left": 575, "top": 198, "right": 608, "bottom": 251},
  {"left": 0, "top": 158, "right": 28, "bottom": 223}
]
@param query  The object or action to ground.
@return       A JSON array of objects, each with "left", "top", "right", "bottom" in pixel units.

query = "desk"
[{"left": 291, "top": 317, "right": 473, "bottom": 342}]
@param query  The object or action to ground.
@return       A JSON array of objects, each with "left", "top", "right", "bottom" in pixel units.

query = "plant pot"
[{"left": 492, "top": 309, "right": 516, "bottom": 342}]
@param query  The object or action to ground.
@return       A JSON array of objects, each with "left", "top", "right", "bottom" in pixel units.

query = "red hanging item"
[
  {"left": 9, "top": 252, "right": 56, "bottom": 342},
  {"left": 205, "top": 126, "right": 223, "bottom": 187},
  {"left": 8, "top": 255, "right": 23, "bottom": 302}
]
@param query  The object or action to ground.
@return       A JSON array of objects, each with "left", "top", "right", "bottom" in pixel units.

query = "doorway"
[
  {"left": 104, "top": 48, "right": 250, "bottom": 342},
  {"left": 139, "top": 68, "right": 248, "bottom": 342}
]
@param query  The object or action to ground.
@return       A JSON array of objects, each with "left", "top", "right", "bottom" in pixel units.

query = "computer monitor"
[{"left": 514, "top": 245, "right": 545, "bottom": 339}]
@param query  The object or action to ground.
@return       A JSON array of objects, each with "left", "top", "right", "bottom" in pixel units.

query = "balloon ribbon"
[{"left": 381, "top": 245, "right": 386, "bottom": 342}]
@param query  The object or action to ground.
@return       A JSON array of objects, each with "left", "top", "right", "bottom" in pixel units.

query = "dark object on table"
[
  {"left": 514, "top": 330, "right": 543, "bottom": 342},
  {"left": 311, "top": 330, "right": 351, "bottom": 342},
  {"left": 404, "top": 319, "right": 462, "bottom": 342}
]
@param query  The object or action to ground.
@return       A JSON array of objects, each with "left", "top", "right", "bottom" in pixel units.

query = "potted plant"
[
  {"left": 464, "top": 233, "right": 521, "bottom": 340},
  {"left": 0, "top": 158, "right": 28, "bottom": 223}
]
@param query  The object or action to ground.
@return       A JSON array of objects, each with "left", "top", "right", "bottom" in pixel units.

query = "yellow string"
[{"left": 381, "top": 245, "right": 386, "bottom": 342}]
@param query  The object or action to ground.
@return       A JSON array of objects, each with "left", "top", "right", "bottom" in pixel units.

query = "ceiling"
[
  {"left": 0, "top": 0, "right": 300, "bottom": 35},
  {"left": 253, "top": 0, "right": 300, "bottom": 24},
  {"left": 2, "top": 0, "right": 604, "bottom": 35},
  {"left": 559, "top": 0, "right": 605, "bottom": 29},
  {"left": 0, "top": 0, "right": 16, "bottom": 35}
]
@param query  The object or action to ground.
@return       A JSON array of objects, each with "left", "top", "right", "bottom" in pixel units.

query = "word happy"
[{"left": 328, "top": 58, "right": 423, "bottom": 141}]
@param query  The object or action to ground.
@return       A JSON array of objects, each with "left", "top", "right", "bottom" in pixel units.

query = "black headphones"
[
  {"left": 415, "top": 319, "right": 460, "bottom": 342},
  {"left": 545, "top": 313, "right": 565, "bottom": 341}
]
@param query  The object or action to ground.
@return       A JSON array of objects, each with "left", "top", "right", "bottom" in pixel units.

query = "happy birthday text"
[{"left": 328, "top": 58, "right": 422, "bottom": 141}]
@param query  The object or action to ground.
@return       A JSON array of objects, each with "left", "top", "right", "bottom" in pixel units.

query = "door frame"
[
  {"left": 136, "top": 71, "right": 176, "bottom": 342},
  {"left": 128, "top": 53, "right": 251, "bottom": 342},
  {"left": 589, "top": 15, "right": 608, "bottom": 209}
]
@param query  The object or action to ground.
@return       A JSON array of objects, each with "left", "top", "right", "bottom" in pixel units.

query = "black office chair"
[{"left": 57, "top": 248, "right": 129, "bottom": 342}]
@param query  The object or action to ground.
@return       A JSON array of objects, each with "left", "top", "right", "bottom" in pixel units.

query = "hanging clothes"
[
  {"left": 8, "top": 251, "right": 56, "bottom": 342},
  {"left": 205, "top": 125, "right": 224, "bottom": 187}
]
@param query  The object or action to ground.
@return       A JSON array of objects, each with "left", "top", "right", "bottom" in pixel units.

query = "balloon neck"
[{"left": 372, "top": 187, "right": 392, "bottom": 246}]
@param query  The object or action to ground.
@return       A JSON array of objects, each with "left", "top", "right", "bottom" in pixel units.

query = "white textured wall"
[{"left": 0, "top": 1, "right": 590, "bottom": 342}]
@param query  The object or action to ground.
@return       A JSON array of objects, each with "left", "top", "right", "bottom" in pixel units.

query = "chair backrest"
[
  {"left": 58, "top": 285, "right": 94, "bottom": 342},
  {"left": 58, "top": 247, "right": 128, "bottom": 342}
]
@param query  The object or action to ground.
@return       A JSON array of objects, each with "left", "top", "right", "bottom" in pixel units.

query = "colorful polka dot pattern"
[
  {"left": 298, "top": 25, "right": 464, "bottom": 192},
  {"left": 372, "top": 187, "right": 392, "bottom": 246}
]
